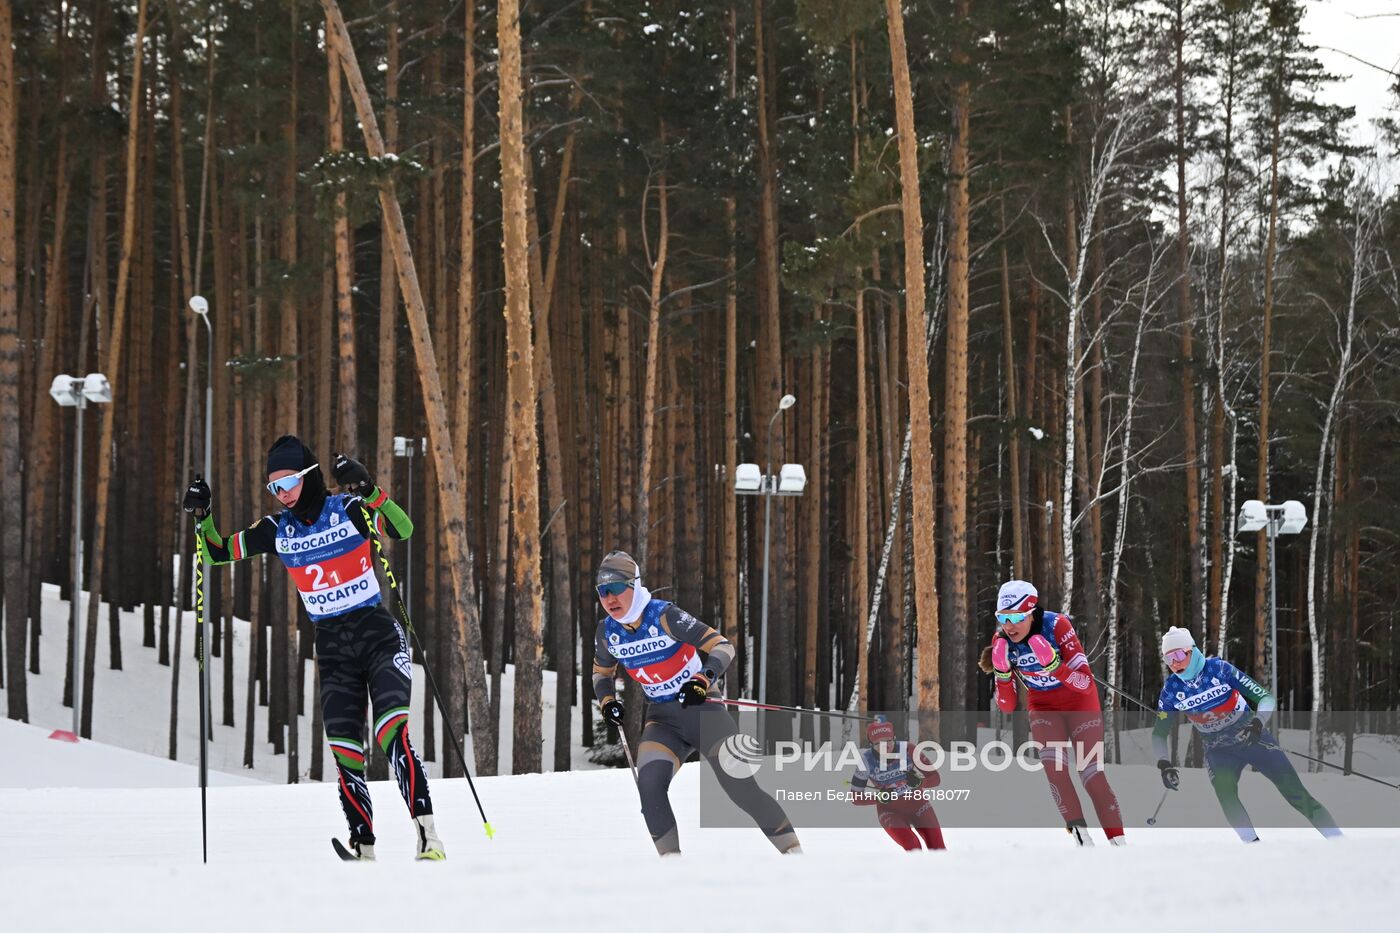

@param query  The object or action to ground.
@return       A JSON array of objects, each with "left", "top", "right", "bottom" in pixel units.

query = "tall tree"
[
  {"left": 81, "top": 0, "right": 149, "bottom": 737},
  {"left": 499, "top": 0, "right": 544, "bottom": 776},
  {"left": 883, "top": 0, "right": 940, "bottom": 714},
  {"left": 0, "top": 0, "right": 24, "bottom": 721},
  {"left": 943, "top": 0, "right": 971, "bottom": 712}
]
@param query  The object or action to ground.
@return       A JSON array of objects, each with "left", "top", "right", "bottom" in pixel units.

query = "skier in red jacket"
[
  {"left": 850, "top": 717, "right": 945, "bottom": 851},
  {"left": 978, "top": 580, "right": 1124, "bottom": 846}
]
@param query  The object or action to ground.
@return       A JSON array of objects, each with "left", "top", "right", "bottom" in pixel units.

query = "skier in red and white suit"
[
  {"left": 978, "top": 580, "right": 1125, "bottom": 846},
  {"left": 850, "top": 718, "right": 946, "bottom": 851}
]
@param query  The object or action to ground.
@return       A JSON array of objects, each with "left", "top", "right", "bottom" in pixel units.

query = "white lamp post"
[
  {"left": 1237, "top": 499, "right": 1308, "bottom": 692},
  {"left": 48, "top": 373, "right": 112, "bottom": 738},
  {"left": 733, "top": 393, "right": 805, "bottom": 703},
  {"left": 393, "top": 436, "right": 424, "bottom": 617}
]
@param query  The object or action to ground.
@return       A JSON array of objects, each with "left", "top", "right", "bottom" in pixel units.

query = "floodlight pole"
[
  {"left": 68, "top": 387, "right": 86, "bottom": 736},
  {"left": 1267, "top": 513, "right": 1279, "bottom": 695},
  {"left": 1241, "top": 500, "right": 1305, "bottom": 694},
  {"left": 758, "top": 396, "right": 794, "bottom": 704}
]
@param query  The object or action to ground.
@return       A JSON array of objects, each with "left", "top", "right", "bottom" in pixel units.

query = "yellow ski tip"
[{"left": 483, "top": 822, "right": 495, "bottom": 840}]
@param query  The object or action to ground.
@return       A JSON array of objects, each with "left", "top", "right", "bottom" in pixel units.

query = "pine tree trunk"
[
  {"left": 498, "top": 0, "right": 545, "bottom": 776},
  {"left": 853, "top": 290, "right": 870, "bottom": 711},
  {"left": 375, "top": 1, "right": 398, "bottom": 482},
  {"left": 943, "top": 0, "right": 970, "bottom": 712},
  {"left": 522, "top": 112, "right": 579, "bottom": 771},
  {"left": 1254, "top": 105, "right": 1281, "bottom": 679},
  {"left": 0, "top": 0, "right": 26, "bottom": 721},
  {"left": 803, "top": 331, "right": 823, "bottom": 708},
  {"left": 81, "top": 0, "right": 149, "bottom": 737},
  {"left": 449, "top": 0, "right": 476, "bottom": 777},
  {"left": 282, "top": 7, "right": 301, "bottom": 780},
  {"left": 883, "top": 0, "right": 940, "bottom": 715},
  {"left": 1173, "top": 0, "right": 1205, "bottom": 638},
  {"left": 721, "top": 6, "right": 739, "bottom": 698},
  {"left": 753, "top": 0, "right": 791, "bottom": 702},
  {"left": 327, "top": 13, "right": 356, "bottom": 452}
]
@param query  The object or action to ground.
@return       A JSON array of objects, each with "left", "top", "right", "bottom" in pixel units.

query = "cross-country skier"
[
  {"left": 1153, "top": 626, "right": 1341, "bottom": 843},
  {"left": 849, "top": 716, "right": 945, "bottom": 851},
  {"left": 181, "top": 435, "right": 444, "bottom": 861},
  {"left": 591, "top": 550, "right": 802, "bottom": 856},
  {"left": 977, "top": 579, "right": 1125, "bottom": 846}
]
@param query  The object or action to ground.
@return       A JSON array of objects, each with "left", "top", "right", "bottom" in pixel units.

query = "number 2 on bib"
[{"left": 305, "top": 565, "right": 329, "bottom": 590}]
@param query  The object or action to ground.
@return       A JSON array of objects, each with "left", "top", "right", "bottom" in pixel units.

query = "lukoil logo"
[{"left": 717, "top": 733, "right": 764, "bottom": 779}]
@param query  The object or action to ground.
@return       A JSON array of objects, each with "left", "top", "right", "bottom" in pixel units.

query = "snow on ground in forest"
[
  {"left": 0, "top": 730, "right": 1395, "bottom": 932},
  {"left": 3, "top": 591, "right": 1399, "bottom": 929},
  {"left": 0, "top": 584, "right": 603, "bottom": 783}
]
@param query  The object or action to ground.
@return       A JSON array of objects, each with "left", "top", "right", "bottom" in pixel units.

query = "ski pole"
[
  {"left": 359, "top": 505, "right": 495, "bottom": 839},
  {"left": 1146, "top": 788, "right": 1169, "bottom": 825},
  {"left": 619, "top": 727, "right": 640, "bottom": 789},
  {"left": 706, "top": 697, "right": 881, "bottom": 723},
  {"left": 1092, "top": 674, "right": 1155, "bottom": 714},
  {"left": 1276, "top": 747, "right": 1399, "bottom": 790},
  {"left": 194, "top": 296, "right": 214, "bottom": 865},
  {"left": 192, "top": 519, "right": 210, "bottom": 864}
]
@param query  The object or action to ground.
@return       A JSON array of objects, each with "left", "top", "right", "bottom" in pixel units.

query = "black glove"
[
  {"left": 183, "top": 475, "right": 211, "bottom": 516},
  {"left": 332, "top": 453, "right": 373, "bottom": 497},
  {"left": 601, "top": 699, "right": 625, "bottom": 725},
  {"left": 1244, "top": 718, "right": 1263, "bottom": 746},
  {"left": 905, "top": 768, "right": 925, "bottom": 790},
  {"left": 1157, "top": 758, "right": 1180, "bottom": 791},
  {"left": 677, "top": 676, "right": 710, "bottom": 708}
]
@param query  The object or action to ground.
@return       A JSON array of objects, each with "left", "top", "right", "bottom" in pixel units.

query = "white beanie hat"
[
  {"left": 1160, "top": 626, "right": 1195, "bottom": 654},
  {"left": 996, "top": 580, "right": 1039, "bottom": 614}
]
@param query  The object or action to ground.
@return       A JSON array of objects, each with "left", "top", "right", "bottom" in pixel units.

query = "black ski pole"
[
  {"left": 193, "top": 517, "right": 209, "bottom": 864},
  {"left": 706, "top": 696, "right": 881, "bottom": 723},
  {"left": 619, "top": 727, "right": 640, "bottom": 789},
  {"left": 358, "top": 505, "right": 495, "bottom": 839},
  {"left": 1275, "top": 747, "right": 1399, "bottom": 789},
  {"left": 1092, "top": 674, "right": 1155, "bottom": 714},
  {"left": 1146, "top": 788, "right": 1169, "bottom": 825}
]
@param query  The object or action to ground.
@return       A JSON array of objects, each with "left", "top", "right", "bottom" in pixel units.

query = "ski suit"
[
  {"left": 197, "top": 488, "right": 432, "bottom": 846},
  {"left": 1154, "top": 657, "right": 1340, "bottom": 842},
  {"left": 850, "top": 741, "right": 945, "bottom": 850},
  {"left": 592, "top": 599, "right": 799, "bottom": 855},
  {"left": 993, "top": 611, "right": 1123, "bottom": 840}
]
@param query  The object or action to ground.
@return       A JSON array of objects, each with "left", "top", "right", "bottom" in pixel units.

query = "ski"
[{"left": 331, "top": 838, "right": 363, "bottom": 862}]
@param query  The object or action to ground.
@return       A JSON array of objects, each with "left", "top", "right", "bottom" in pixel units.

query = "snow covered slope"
[
  {"left": 0, "top": 719, "right": 261, "bottom": 788},
  {"left": 1, "top": 584, "right": 596, "bottom": 783},
  {"left": 0, "top": 759, "right": 1393, "bottom": 932}
]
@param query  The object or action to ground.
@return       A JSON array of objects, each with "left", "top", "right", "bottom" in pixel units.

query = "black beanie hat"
[
  {"left": 265, "top": 435, "right": 327, "bottom": 523},
  {"left": 266, "top": 435, "right": 312, "bottom": 476}
]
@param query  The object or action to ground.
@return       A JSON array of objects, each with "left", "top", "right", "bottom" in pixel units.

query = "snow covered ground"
[
  {"left": 1, "top": 584, "right": 599, "bottom": 782},
  {"left": 3, "top": 587, "right": 1397, "bottom": 930},
  {"left": 0, "top": 728, "right": 1394, "bottom": 932}
]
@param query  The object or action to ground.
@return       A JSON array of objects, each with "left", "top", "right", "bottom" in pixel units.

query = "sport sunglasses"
[
  {"left": 1163, "top": 648, "right": 1192, "bottom": 664},
  {"left": 595, "top": 580, "right": 636, "bottom": 599},
  {"left": 995, "top": 610, "right": 1029, "bottom": 626},
  {"left": 266, "top": 463, "right": 319, "bottom": 497}
]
